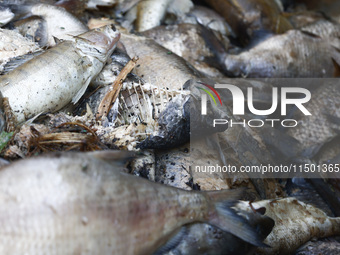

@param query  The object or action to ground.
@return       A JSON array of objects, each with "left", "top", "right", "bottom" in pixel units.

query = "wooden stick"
[{"left": 96, "top": 56, "right": 139, "bottom": 121}]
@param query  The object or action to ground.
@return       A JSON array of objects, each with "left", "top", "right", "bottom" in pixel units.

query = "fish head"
[{"left": 75, "top": 24, "right": 121, "bottom": 62}]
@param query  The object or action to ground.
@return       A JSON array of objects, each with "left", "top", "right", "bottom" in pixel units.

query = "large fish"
[
  {"left": 0, "top": 151, "right": 273, "bottom": 254},
  {"left": 0, "top": 25, "right": 120, "bottom": 126},
  {"left": 218, "top": 30, "right": 340, "bottom": 78}
]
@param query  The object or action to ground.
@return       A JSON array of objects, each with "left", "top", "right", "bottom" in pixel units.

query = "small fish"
[
  {"left": 13, "top": 16, "right": 48, "bottom": 47},
  {"left": 9, "top": 3, "right": 88, "bottom": 46},
  {"left": 134, "top": 0, "right": 193, "bottom": 32},
  {"left": 141, "top": 23, "right": 225, "bottom": 77},
  {"left": 249, "top": 197, "right": 340, "bottom": 254},
  {"left": 0, "top": 151, "right": 273, "bottom": 254},
  {"left": 178, "top": 5, "right": 234, "bottom": 37},
  {"left": 219, "top": 30, "right": 339, "bottom": 77},
  {"left": 120, "top": 32, "right": 202, "bottom": 91},
  {"left": 0, "top": 25, "right": 120, "bottom": 125}
]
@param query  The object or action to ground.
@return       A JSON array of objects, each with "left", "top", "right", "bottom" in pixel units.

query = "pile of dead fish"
[{"left": 0, "top": 0, "right": 339, "bottom": 254}]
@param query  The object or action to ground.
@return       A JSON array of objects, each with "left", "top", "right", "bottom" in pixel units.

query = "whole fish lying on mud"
[
  {"left": 4, "top": 3, "right": 88, "bottom": 47},
  {"left": 211, "top": 30, "right": 340, "bottom": 78},
  {"left": 0, "top": 151, "right": 274, "bottom": 254},
  {"left": 0, "top": 24, "right": 120, "bottom": 126}
]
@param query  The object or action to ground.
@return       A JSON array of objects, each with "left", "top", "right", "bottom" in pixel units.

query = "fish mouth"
[{"left": 77, "top": 25, "right": 121, "bottom": 54}]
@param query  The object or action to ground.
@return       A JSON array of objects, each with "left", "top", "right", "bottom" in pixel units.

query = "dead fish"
[
  {"left": 161, "top": 208, "right": 274, "bottom": 255},
  {"left": 204, "top": 0, "right": 292, "bottom": 44},
  {"left": 286, "top": 11, "right": 327, "bottom": 29},
  {"left": 0, "top": 28, "right": 40, "bottom": 73},
  {"left": 247, "top": 197, "right": 340, "bottom": 254},
  {"left": 134, "top": 0, "right": 193, "bottom": 32},
  {"left": 177, "top": 5, "right": 234, "bottom": 37},
  {"left": 141, "top": 23, "right": 225, "bottom": 77},
  {"left": 120, "top": 32, "right": 202, "bottom": 91},
  {"left": 0, "top": 25, "right": 120, "bottom": 125},
  {"left": 9, "top": 3, "right": 88, "bottom": 46},
  {"left": 219, "top": 30, "right": 339, "bottom": 78},
  {"left": 13, "top": 16, "right": 48, "bottom": 47},
  {"left": 286, "top": 81, "right": 340, "bottom": 158},
  {"left": 300, "top": 19, "right": 340, "bottom": 49},
  {"left": 296, "top": 239, "right": 340, "bottom": 255},
  {"left": 0, "top": 150, "right": 273, "bottom": 254}
]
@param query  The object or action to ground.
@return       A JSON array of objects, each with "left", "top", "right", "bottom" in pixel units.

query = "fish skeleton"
[
  {"left": 0, "top": 25, "right": 120, "bottom": 126},
  {"left": 0, "top": 151, "right": 273, "bottom": 254}
]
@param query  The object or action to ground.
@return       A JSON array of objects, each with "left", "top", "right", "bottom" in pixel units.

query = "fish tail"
[{"left": 206, "top": 189, "right": 274, "bottom": 247}]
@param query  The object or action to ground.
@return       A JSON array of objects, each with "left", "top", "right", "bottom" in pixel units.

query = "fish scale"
[
  {"left": 0, "top": 25, "right": 120, "bottom": 126},
  {"left": 0, "top": 151, "right": 273, "bottom": 254}
]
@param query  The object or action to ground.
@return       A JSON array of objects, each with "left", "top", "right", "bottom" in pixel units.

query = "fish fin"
[
  {"left": 197, "top": 23, "right": 227, "bottom": 68},
  {"left": 1, "top": 51, "right": 44, "bottom": 74},
  {"left": 206, "top": 189, "right": 274, "bottom": 247},
  {"left": 152, "top": 226, "right": 188, "bottom": 255},
  {"left": 168, "top": 0, "right": 193, "bottom": 16},
  {"left": 72, "top": 76, "right": 91, "bottom": 104},
  {"left": 24, "top": 111, "right": 44, "bottom": 125}
]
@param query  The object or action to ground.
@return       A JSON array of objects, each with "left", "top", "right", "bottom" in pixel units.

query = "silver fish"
[
  {"left": 0, "top": 25, "right": 120, "bottom": 125},
  {"left": 10, "top": 3, "right": 88, "bottom": 46},
  {"left": 0, "top": 151, "right": 273, "bottom": 254},
  {"left": 120, "top": 32, "right": 201, "bottom": 91},
  {"left": 134, "top": 0, "right": 193, "bottom": 32},
  {"left": 220, "top": 30, "right": 339, "bottom": 77},
  {"left": 141, "top": 23, "right": 225, "bottom": 77}
]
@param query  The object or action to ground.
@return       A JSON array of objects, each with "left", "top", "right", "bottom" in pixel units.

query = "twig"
[{"left": 96, "top": 56, "right": 139, "bottom": 121}]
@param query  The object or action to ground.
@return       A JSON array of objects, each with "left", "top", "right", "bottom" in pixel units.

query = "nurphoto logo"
[{"left": 198, "top": 82, "right": 312, "bottom": 128}]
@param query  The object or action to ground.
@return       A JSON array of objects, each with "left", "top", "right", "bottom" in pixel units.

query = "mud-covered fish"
[
  {"left": 0, "top": 25, "right": 120, "bottom": 125},
  {"left": 0, "top": 151, "right": 273, "bottom": 254},
  {"left": 249, "top": 197, "right": 340, "bottom": 254},
  {"left": 217, "top": 30, "right": 339, "bottom": 78},
  {"left": 204, "top": 0, "right": 292, "bottom": 44},
  {"left": 9, "top": 3, "right": 88, "bottom": 47}
]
